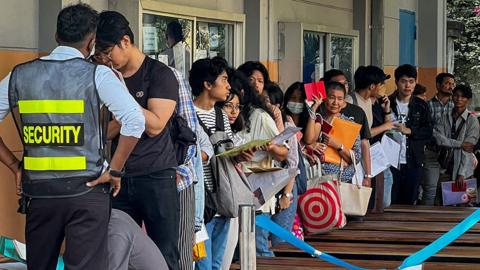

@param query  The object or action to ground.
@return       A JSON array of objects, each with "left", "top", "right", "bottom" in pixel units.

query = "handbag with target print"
[{"left": 298, "top": 175, "right": 347, "bottom": 235}]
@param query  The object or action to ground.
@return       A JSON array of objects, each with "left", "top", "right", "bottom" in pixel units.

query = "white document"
[
  {"left": 195, "top": 223, "right": 209, "bottom": 244},
  {"left": 370, "top": 142, "right": 390, "bottom": 177},
  {"left": 381, "top": 134, "right": 401, "bottom": 169},
  {"left": 13, "top": 240, "right": 26, "bottom": 261},
  {"left": 271, "top": 126, "right": 302, "bottom": 145},
  {"left": 248, "top": 168, "right": 298, "bottom": 209}
]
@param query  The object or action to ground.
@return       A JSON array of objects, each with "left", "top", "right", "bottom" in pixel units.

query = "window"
[
  {"left": 302, "top": 29, "right": 356, "bottom": 85},
  {"left": 195, "top": 22, "right": 234, "bottom": 63},
  {"left": 142, "top": 13, "right": 193, "bottom": 65},
  {"left": 330, "top": 35, "right": 354, "bottom": 84},
  {"left": 303, "top": 31, "right": 325, "bottom": 83}
]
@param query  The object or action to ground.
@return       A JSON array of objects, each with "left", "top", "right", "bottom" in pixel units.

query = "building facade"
[{"left": 0, "top": 0, "right": 447, "bottom": 242}]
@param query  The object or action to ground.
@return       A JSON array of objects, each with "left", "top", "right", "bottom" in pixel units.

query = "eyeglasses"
[{"left": 223, "top": 103, "right": 243, "bottom": 112}]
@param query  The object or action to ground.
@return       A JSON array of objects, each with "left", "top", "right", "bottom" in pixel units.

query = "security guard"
[{"left": 0, "top": 4, "right": 145, "bottom": 270}]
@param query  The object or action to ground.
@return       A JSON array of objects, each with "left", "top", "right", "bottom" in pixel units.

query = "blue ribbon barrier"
[
  {"left": 398, "top": 208, "right": 480, "bottom": 269},
  {"left": 256, "top": 215, "right": 368, "bottom": 270}
]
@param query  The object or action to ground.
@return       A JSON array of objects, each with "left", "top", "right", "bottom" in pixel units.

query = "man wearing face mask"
[{"left": 0, "top": 4, "right": 145, "bottom": 270}]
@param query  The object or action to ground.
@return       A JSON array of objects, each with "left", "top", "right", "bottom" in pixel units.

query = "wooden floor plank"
[
  {"left": 364, "top": 212, "right": 471, "bottom": 223},
  {"left": 385, "top": 205, "right": 477, "bottom": 214},
  {"left": 304, "top": 230, "right": 480, "bottom": 245},
  {"left": 232, "top": 257, "right": 480, "bottom": 270},
  {"left": 273, "top": 242, "right": 480, "bottom": 260},
  {"left": 342, "top": 220, "right": 480, "bottom": 233}
]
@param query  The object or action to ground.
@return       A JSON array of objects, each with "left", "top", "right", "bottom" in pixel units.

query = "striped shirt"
[{"left": 195, "top": 106, "right": 233, "bottom": 191}]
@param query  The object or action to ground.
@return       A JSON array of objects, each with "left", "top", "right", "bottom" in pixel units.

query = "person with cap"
[
  {"left": 0, "top": 3, "right": 144, "bottom": 270},
  {"left": 95, "top": 10, "right": 183, "bottom": 270},
  {"left": 389, "top": 64, "right": 433, "bottom": 205}
]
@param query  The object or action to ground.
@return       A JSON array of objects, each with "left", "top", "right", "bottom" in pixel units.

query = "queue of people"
[{"left": 0, "top": 3, "right": 479, "bottom": 270}]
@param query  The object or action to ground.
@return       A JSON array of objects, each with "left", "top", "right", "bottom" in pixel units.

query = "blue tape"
[
  {"left": 256, "top": 215, "right": 368, "bottom": 270},
  {"left": 399, "top": 208, "right": 480, "bottom": 269}
]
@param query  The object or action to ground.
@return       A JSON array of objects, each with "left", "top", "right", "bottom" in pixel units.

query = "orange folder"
[{"left": 323, "top": 117, "right": 361, "bottom": 165}]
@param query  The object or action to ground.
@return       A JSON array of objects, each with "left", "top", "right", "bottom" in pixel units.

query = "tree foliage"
[{"left": 447, "top": 0, "right": 480, "bottom": 83}]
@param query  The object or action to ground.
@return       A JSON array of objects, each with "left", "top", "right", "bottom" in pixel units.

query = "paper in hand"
[{"left": 270, "top": 126, "right": 302, "bottom": 145}]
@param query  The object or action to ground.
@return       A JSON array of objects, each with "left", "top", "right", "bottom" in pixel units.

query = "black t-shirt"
[
  {"left": 318, "top": 102, "right": 371, "bottom": 140},
  {"left": 113, "top": 56, "right": 179, "bottom": 176},
  {"left": 370, "top": 101, "right": 386, "bottom": 144},
  {"left": 339, "top": 103, "right": 371, "bottom": 140}
]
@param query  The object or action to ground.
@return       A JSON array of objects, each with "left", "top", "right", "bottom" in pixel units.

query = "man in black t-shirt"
[{"left": 96, "top": 11, "right": 181, "bottom": 270}]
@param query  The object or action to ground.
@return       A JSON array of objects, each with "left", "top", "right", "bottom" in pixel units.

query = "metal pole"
[{"left": 239, "top": 204, "right": 256, "bottom": 270}]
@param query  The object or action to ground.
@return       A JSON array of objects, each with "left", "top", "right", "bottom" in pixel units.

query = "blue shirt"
[{"left": 0, "top": 46, "right": 145, "bottom": 138}]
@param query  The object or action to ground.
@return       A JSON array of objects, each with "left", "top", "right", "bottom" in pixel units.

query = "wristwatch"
[
  {"left": 337, "top": 144, "right": 344, "bottom": 152},
  {"left": 364, "top": 174, "right": 374, "bottom": 179},
  {"left": 107, "top": 166, "right": 124, "bottom": 178},
  {"left": 282, "top": 192, "right": 294, "bottom": 201}
]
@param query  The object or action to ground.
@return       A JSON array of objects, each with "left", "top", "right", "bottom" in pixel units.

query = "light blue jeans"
[
  {"left": 255, "top": 213, "right": 275, "bottom": 257},
  {"left": 271, "top": 184, "right": 298, "bottom": 247},
  {"left": 195, "top": 216, "right": 231, "bottom": 270},
  {"left": 193, "top": 149, "right": 205, "bottom": 231},
  {"left": 383, "top": 167, "right": 393, "bottom": 208}
]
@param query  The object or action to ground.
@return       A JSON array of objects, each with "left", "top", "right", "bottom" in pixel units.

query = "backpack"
[
  {"left": 143, "top": 57, "right": 197, "bottom": 165},
  {"left": 198, "top": 107, "right": 255, "bottom": 218}
]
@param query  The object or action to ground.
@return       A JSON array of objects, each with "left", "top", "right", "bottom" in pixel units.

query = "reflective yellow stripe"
[
  {"left": 24, "top": 156, "right": 86, "bottom": 171},
  {"left": 18, "top": 100, "right": 84, "bottom": 114}
]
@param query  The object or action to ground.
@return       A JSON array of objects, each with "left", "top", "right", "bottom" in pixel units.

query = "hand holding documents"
[
  {"left": 323, "top": 117, "right": 362, "bottom": 165},
  {"left": 216, "top": 126, "right": 302, "bottom": 157}
]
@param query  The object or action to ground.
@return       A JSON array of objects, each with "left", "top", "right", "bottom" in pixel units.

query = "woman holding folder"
[{"left": 304, "top": 81, "right": 361, "bottom": 183}]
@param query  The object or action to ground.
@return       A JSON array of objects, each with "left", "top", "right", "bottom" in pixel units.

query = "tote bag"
[
  {"left": 339, "top": 151, "right": 372, "bottom": 216},
  {"left": 298, "top": 176, "right": 346, "bottom": 235}
]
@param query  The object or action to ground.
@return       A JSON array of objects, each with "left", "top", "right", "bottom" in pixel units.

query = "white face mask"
[{"left": 287, "top": 101, "right": 304, "bottom": 114}]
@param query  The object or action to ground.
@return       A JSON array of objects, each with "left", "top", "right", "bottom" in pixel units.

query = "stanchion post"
[{"left": 239, "top": 204, "right": 256, "bottom": 270}]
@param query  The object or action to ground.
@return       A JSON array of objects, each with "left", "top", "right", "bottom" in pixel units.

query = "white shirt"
[
  {"left": 395, "top": 99, "right": 409, "bottom": 164},
  {"left": 0, "top": 46, "right": 145, "bottom": 138}
]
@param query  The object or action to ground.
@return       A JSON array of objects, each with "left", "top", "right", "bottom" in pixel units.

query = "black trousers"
[
  {"left": 391, "top": 164, "right": 422, "bottom": 205},
  {"left": 113, "top": 168, "right": 180, "bottom": 270},
  {"left": 26, "top": 187, "right": 111, "bottom": 270}
]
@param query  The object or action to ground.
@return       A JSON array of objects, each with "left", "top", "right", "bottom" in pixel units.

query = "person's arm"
[
  {"left": 360, "top": 139, "right": 372, "bottom": 187},
  {"left": 142, "top": 99, "right": 176, "bottom": 137},
  {"left": 197, "top": 123, "right": 213, "bottom": 162},
  {"left": 434, "top": 118, "right": 463, "bottom": 149},
  {"left": 278, "top": 179, "right": 295, "bottom": 210},
  {"left": 302, "top": 99, "right": 322, "bottom": 145},
  {"left": 322, "top": 135, "right": 352, "bottom": 164},
  {"left": 86, "top": 66, "right": 145, "bottom": 195},
  {"left": 370, "top": 121, "right": 394, "bottom": 137},
  {"left": 0, "top": 73, "right": 22, "bottom": 194}
]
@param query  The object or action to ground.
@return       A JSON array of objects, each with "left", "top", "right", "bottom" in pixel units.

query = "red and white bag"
[{"left": 298, "top": 176, "right": 346, "bottom": 235}]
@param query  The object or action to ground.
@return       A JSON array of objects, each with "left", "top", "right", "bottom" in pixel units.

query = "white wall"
[
  {"left": 383, "top": 0, "right": 418, "bottom": 66},
  {"left": 0, "top": 0, "right": 39, "bottom": 50}
]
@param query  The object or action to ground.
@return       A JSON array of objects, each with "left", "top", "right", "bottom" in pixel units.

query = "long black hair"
[
  {"left": 283, "top": 81, "right": 309, "bottom": 132},
  {"left": 217, "top": 69, "right": 246, "bottom": 133},
  {"left": 229, "top": 70, "right": 273, "bottom": 132}
]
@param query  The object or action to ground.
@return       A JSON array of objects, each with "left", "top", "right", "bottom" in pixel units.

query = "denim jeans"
[
  {"left": 271, "top": 184, "right": 298, "bottom": 247},
  {"left": 383, "top": 168, "right": 393, "bottom": 208},
  {"left": 420, "top": 149, "right": 440, "bottom": 205},
  {"left": 193, "top": 150, "right": 205, "bottom": 230},
  {"left": 255, "top": 213, "right": 275, "bottom": 257},
  {"left": 113, "top": 168, "right": 180, "bottom": 270},
  {"left": 196, "top": 216, "right": 231, "bottom": 270}
]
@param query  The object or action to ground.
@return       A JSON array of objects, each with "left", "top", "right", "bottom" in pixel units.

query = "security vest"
[{"left": 8, "top": 58, "right": 107, "bottom": 198}]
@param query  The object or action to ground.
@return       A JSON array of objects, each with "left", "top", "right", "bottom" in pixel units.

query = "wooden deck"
[{"left": 232, "top": 205, "right": 480, "bottom": 269}]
